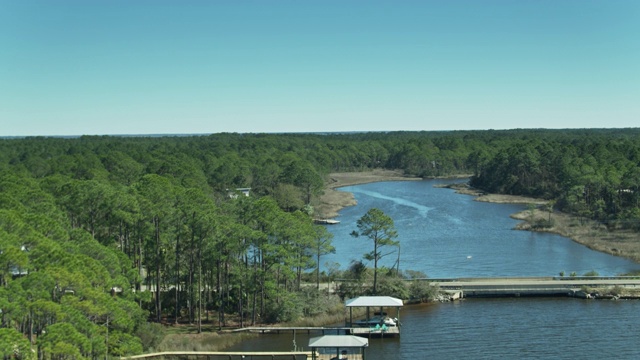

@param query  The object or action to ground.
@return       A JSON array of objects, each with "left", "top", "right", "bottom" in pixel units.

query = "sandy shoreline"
[
  {"left": 314, "top": 170, "right": 422, "bottom": 219},
  {"left": 315, "top": 170, "right": 640, "bottom": 268}
]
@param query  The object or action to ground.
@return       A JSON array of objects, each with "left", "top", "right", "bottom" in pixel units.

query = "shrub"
[
  {"left": 375, "top": 276, "right": 409, "bottom": 299},
  {"left": 609, "top": 286, "right": 624, "bottom": 296},
  {"left": 297, "top": 287, "right": 343, "bottom": 317},
  {"left": 336, "top": 281, "right": 366, "bottom": 300},
  {"left": 409, "top": 281, "right": 439, "bottom": 302},
  {"left": 402, "top": 269, "right": 428, "bottom": 279},
  {"left": 136, "top": 322, "right": 165, "bottom": 351},
  {"left": 583, "top": 270, "right": 600, "bottom": 277},
  {"left": 264, "top": 292, "right": 303, "bottom": 323},
  {"left": 532, "top": 218, "right": 554, "bottom": 229}
]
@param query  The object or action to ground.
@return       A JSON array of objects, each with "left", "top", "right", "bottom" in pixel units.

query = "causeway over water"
[{"left": 430, "top": 276, "right": 640, "bottom": 297}]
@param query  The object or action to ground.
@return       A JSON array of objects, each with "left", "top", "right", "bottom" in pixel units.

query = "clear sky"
[{"left": 1, "top": 0, "right": 638, "bottom": 136}]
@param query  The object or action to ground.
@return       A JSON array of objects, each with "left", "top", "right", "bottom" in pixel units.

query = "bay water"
[
  {"left": 227, "top": 180, "right": 640, "bottom": 359},
  {"left": 323, "top": 179, "right": 640, "bottom": 277}
]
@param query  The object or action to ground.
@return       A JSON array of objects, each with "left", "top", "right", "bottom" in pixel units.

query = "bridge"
[{"left": 426, "top": 276, "right": 640, "bottom": 298}]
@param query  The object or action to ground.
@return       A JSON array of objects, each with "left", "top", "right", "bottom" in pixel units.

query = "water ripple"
[{"left": 350, "top": 188, "right": 434, "bottom": 217}]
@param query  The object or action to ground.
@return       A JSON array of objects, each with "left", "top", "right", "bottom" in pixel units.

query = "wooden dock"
[
  {"left": 313, "top": 354, "right": 363, "bottom": 360},
  {"left": 121, "top": 351, "right": 313, "bottom": 359},
  {"left": 349, "top": 326, "right": 400, "bottom": 337},
  {"left": 224, "top": 325, "right": 400, "bottom": 338},
  {"left": 224, "top": 326, "right": 351, "bottom": 335}
]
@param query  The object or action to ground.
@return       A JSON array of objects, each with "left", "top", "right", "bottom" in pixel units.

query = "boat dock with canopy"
[
  {"left": 308, "top": 335, "right": 369, "bottom": 360},
  {"left": 345, "top": 296, "right": 403, "bottom": 337}
]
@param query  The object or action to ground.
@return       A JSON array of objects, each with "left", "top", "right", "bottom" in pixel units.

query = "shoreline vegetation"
[
  {"left": 314, "top": 169, "right": 424, "bottom": 219},
  {"left": 157, "top": 170, "right": 640, "bottom": 352},
  {"left": 443, "top": 182, "right": 640, "bottom": 265},
  {"left": 318, "top": 170, "right": 640, "bottom": 266},
  {"left": 157, "top": 307, "right": 364, "bottom": 353}
]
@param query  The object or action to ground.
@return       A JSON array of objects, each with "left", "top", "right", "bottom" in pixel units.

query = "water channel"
[
  {"left": 324, "top": 179, "right": 640, "bottom": 277},
  {"left": 227, "top": 179, "right": 640, "bottom": 359}
]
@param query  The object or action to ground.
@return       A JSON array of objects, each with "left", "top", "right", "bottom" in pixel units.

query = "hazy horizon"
[{"left": 4, "top": 127, "right": 640, "bottom": 140}]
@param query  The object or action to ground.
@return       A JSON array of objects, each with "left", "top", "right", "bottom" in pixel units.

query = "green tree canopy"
[{"left": 351, "top": 208, "right": 399, "bottom": 295}]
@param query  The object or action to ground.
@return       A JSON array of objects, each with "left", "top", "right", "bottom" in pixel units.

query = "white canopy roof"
[
  {"left": 345, "top": 296, "right": 403, "bottom": 307},
  {"left": 308, "top": 335, "right": 369, "bottom": 348}
]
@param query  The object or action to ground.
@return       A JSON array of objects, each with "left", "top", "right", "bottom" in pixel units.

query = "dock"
[
  {"left": 224, "top": 325, "right": 401, "bottom": 338},
  {"left": 309, "top": 335, "right": 368, "bottom": 360},
  {"left": 225, "top": 325, "right": 401, "bottom": 339},
  {"left": 313, "top": 355, "right": 362, "bottom": 360},
  {"left": 344, "top": 296, "right": 403, "bottom": 338},
  {"left": 121, "top": 351, "right": 313, "bottom": 359},
  {"left": 349, "top": 326, "right": 400, "bottom": 337},
  {"left": 223, "top": 326, "right": 351, "bottom": 335}
]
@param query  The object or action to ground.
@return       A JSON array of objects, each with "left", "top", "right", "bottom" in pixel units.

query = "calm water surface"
[
  {"left": 227, "top": 180, "right": 640, "bottom": 359},
  {"left": 323, "top": 179, "right": 640, "bottom": 277},
  {"left": 228, "top": 299, "right": 640, "bottom": 359}
]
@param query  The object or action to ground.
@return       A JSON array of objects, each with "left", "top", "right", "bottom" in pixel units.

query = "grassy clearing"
[
  {"left": 283, "top": 307, "right": 365, "bottom": 328},
  {"left": 153, "top": 305, "right": 364, "bottom": 352},
  {"left": 157, "top": 329, "right": 257, "bottom": 352}
]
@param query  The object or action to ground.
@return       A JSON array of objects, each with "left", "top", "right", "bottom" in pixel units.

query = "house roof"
[
  {"left": 308, "top": 335, "right": 369, "bottom": 348},
  {"left": 345, "top": 296, "right": 404, "bottom": 307}
]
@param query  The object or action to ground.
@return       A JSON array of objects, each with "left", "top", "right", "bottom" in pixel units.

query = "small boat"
[
  {"left": 314, "top": 219, "right": 341, "bottom": 225},
  {"left": 353, "top": 316, "right": 397, "bottom": 327}
]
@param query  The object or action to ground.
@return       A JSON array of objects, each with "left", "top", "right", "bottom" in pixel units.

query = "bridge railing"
[{"left": 406, "top": 276, "right": 640, "bottom": 282}]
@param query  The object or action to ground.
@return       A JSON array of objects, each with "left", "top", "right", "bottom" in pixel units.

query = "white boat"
[{"left": 353, "top": 316, "right": 397, "bottom": 327}]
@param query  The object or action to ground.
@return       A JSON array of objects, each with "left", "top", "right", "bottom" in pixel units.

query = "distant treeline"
[{"left": 1, "top": 129, "right": 639, "bottom": 357}]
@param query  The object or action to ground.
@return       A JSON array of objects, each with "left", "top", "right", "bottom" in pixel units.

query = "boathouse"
[
  {"left": 308, "top": 335, "right": 369, "bottom": 360},
  {"left": 345, "top": 296, "right": 403, "bottom": 337}
]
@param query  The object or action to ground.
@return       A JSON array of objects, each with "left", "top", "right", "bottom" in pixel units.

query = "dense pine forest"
[{"left": 1, "top": 129, "right": 640, "bottom": 358}]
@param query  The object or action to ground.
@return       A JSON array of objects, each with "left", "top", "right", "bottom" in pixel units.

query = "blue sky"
[{"left": 1, "top": 1, "right": 638, "bottom": 136}]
